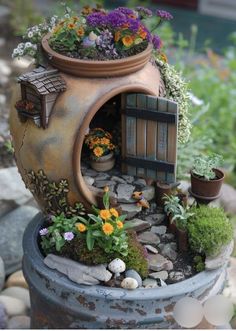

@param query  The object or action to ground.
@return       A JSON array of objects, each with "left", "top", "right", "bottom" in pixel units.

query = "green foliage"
[
  {"left": 163, "top": 194, "right": 194, "bottom": 230},
  {"left": 187, "top": 206, "right": 233, "bottom": 256},
  {"left": 3, "top": 140, "right": 14, "bottom": 154},
  {"left": 192, "top": 153, "right": 223, "bottom": 180},
  {"left": 193, "top": 255, "right": 205, "bottom": 272},
  {"left": 76, "top": 190, "right": 129, "bottom": 256},
  {"left": 60, "top": 230, "right": 148, "bottom": 278},
  {"left": 40, "top": 213, "right": 78, "bottom": 254}
]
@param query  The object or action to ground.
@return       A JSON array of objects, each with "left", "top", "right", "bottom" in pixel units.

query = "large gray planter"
[{"left": 23, "top": 213, "right": 227, "bottom": 329}]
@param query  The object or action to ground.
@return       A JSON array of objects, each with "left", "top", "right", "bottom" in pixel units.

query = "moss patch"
[{"left": 60, "top": 230, "right": 148, "bottom": 278}]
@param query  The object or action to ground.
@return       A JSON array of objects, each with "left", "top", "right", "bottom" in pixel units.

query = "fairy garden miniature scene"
[{"left": 1, "top": 0, "right": 236, "bottom": 329}]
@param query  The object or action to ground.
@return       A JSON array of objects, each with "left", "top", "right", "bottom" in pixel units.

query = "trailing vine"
[
  {"left": 25, "top": 169, "right": 85, "bottom": 217},
  {"left": 156, "top": 58, "right": 192, "bottom": 144}
]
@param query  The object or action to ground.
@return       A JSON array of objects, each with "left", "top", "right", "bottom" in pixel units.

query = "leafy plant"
[
  {"left": 187, "top": 206, "right": 233, "bottom": 256},
  {"left": 193, "top": 255, "right": 205, "bottom": 272},
  {"left": 192, "top": 153, "right": 223, "bottom": 180},
  {"left": 75, "top": 188, "right": 131, "bottom": 256},
  {"left": 4, "top": 140, "right": 14, "bottom": 154},
  {"left": 163, "top": 194, "right": 181, "bottom": 216},
  {"left": 40, "top": 213, "right": 79, "bottom": 253}
]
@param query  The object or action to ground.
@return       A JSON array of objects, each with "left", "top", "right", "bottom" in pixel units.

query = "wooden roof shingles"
[{"left": 18, "top": 67, "right": 66, "bottom": 95}]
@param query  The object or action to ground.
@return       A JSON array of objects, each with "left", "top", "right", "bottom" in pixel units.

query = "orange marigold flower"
[
  {"left": 139, "top": 30, "right": 147, "bottom": 39},
  {"left": 93, "top": 146, "right": 104, "bottom": 157},
  {"left": 100, "top": 137, "right": 110, "bottom": 145},
  {"left": 104, "top": 186, "right": 109, "bottom": 193},
  {"left": 114, "top": 31, "right": 121, "bottom": 42},
  {"left": 77, "top": 27, "right": 84, "bottom": 37},
  {"left": 76, "top": 223, "right": 87, "bottom": 232},
  {"left": 100, "top": 209, "right": 111, "bottom": 220},
  {"left": 110, "top": 208, "right": 119, "bottom": 218},
  {"left": 68, "top": 23, "right": 76, "bottom": 29},
  {"left": 116, "top": 221, "right": 124, "bottom": 229},
  {"left": 102, "top": 222, "right": 114, "bottom": 235},
  {"left": 122, "top": 35, "right": 134, "bottom": 47}
]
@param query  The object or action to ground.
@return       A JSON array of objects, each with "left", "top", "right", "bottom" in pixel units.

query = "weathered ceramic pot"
[
  {"left": 90, "top": 152, "right": 115, "bottom": 172},
  {"left": 23, "top": 213, "right": 227, "bottom": 329},
  {"left": 10, "top": 48, "right": 162, "bottom": 211}
]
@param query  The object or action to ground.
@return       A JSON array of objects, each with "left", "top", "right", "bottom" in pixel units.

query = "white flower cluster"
[
  {"left": 156, "top": 58, "right": 192, "bottom": 144},
  {"left": 12, "top": 15, "right": 58, "bottom": 60}
]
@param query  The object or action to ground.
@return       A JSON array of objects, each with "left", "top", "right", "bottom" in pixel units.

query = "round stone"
[
  {"left": 125, "top": 270, "right": 142, "bottom": 287},
  {"left": 121, "top": 277, "right": 138, "bottom": 290},
  {"left": 5, "top": 270, "right": 28, "bottom": 289},
  {"left": 0, "top": 295, "right": 27, "bottom": 316},
  {"left": 142, "top": 278, "right": 158, "bottom": 288},
  {"left": 0, "top": 287, "right": 30, "bottom": 308},
  {"left": 83, "top": 176, "right": 94, "bottom": 186},
  {"left": 7, "top": 315, "right": 30, "bottom": 329},
  {"left": 0, "top": 303, "right": 7, "bottom": 329}
]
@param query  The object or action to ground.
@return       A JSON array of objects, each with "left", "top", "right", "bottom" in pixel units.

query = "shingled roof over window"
[{"left": 18, "top": 66, "right": 66, "bottom": 95}]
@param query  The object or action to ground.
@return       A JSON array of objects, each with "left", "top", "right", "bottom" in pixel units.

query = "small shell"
[{"left": 121, "top": 277, "right": 138, "bottom": 290}]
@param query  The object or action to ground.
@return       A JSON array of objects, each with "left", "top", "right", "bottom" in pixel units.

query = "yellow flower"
[
  {"left": 100, "top": 209, "right": 111, "bottom": 220},
  {"left": 100, "top": 137, "right": 110, "bottom": 145},
  {"left": 110, "top": 208, "right": 119, "bottom": 218},
  {"left": 102, "top": 222, "right": 114, "bottom": 235},
  {"left": 93, "top": 146, "right": 104, "bottom": 157},
  {"left": 116, "top": 221, "right": 124, "bottom": 229},
  {"left": 122, "top": 35, "right": 134, "bottom": 47},
  {"left": 68, "top": 23, "right": 76, "bottom": 29},
  {"left": 77, "top": 27, "right": 85, "bottom": 37},
  {"left": 76, "top": 223, "right": 87, "bottom": 232},
  {"left": 104, "top": 186, "right": 109, "bottom": 193}
]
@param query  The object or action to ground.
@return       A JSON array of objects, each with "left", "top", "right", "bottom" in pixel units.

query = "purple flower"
[
  {"left": 136, "top": 6, "right": 152, "bottom": 18},
  {"left": 106, "top": 10, "right": 128, "bottom": 28},
  {"left": 63, "top": 232, "right": 74, "bottom": 241},
  {"left": 156, "top": 10, "right": 173, "bottom": 20},
  {"left": 152, "top": 35, "right": 162, "bottom": 49},
  {"left": 86, "top": 12, "right": 107, "bottom": 27},
  {"left": 117, "top": 7, "right": 135, "bottom": 16},
  {"left": 39, "top": 228, "right": 48, "bottom": 236},
  {"left": 127, "top": 18, "right": 140, "bottom": 33}
]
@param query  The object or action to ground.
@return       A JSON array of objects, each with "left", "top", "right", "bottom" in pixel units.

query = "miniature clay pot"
[
  {"left": 23, "top": 213, "right": 227, "bottom": 329},
  {"left": 190, "top": 168, "right": 225, "bottom": 200},
  {"left": 168, "top": 215, "right": 177, "bottom": 235},
  {"left": 156, "top": 182, "right": 172, "bottom": 208},
  {"left": 90, "top": 152, "right": 115, "bottom": 172},
  {"left": 177, "top": 228, "right": 188, "bottom": 253},
  {"left": 41, "top": 33, "right": 153, "bottom": 78}
]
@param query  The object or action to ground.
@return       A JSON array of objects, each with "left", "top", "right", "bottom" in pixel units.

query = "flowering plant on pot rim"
[{"left": 12, "top": 4, "right": 173, "bottom": 63}]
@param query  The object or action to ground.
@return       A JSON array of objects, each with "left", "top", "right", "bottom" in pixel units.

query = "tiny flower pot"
[
  {"left": 156, "top": 182, "right": 172, "bottom": 208},
  {"left": 168, "top": 215, "right": 177, "bottom": 235},
  {"left": 177, "top": 228, "right": 188, "bottom": 253},
  {"left": 90, "top": 152, "right": 115, "bottom": 172},
  {"left": 190, "top": 168, "right": 225, "bottom": 200}
]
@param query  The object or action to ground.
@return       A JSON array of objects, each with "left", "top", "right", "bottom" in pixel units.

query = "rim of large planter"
[
  {"left": 41, "top": 33, "right": 153, "bottom": 78},
  {"left": 23, "top": 212, "right": 225, "bottom": 301}
]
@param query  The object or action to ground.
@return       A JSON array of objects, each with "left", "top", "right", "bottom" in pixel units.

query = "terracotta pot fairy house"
[
  {"left": 16, "top": 66, "right": 66, "bottom": 128},
  {"left": 10, "top": 51, "right": 178, "bottom": 211}
]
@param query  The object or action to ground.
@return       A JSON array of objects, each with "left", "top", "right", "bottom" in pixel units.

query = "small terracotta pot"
[
  {"left": 90, "top": 152, "right": 115, "bottom": 172},
  {"left": 42, "top": 33, "right": 153, "bottom": 78},
  {"left": 177, "top": 228, "right": 188, "bottom": 253},
  {"left": 156, "top": 182, "right": 172, "bottom": 208},
  {"left": 190, "top": 168, "right": 224, "bottom": 199},
  {"left": 168, "top": 215, "right": 177, "bottom": 235}
]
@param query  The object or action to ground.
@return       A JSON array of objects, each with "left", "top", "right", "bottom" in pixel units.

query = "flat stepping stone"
[
  {"left": 120, "top": 204, "right": 142, "bottom": 219},
  {"left": 142, "top": 278, "right": 158, "bottom": 288},
  {"left": 161, "top": 243, "right": 177, "bottom": 261},
  {"left": 151, "top": 225, "right": 167, "bottom": 235},
  {"left": 95, "top": 180, "right": 115, "bottom": 188},
  {"left": 169, "top": 271, "right": 185, "bottom": 282},
  {"left": 146, "top": 214, "right": 165, "bottom": 225},
  {"left": 142, "top": 186, "right": 155, "bottom": 201},
  {"left": 145, "top": 245, "right": 158, "bottom": 254},
  {"left": 111, "top": 176, "right": 126, "bottom": 184},
  {"left": 121, "top": 175, "right": 134, "bottom": 184},
  {"left": 205, "top": 240, "right": 234, "bottom": 270},
  {"left": 95, "top": 173, "right": 110, "bottom": 181},
  {"left": 116, "top": 184, "right": 135, "bottom": 203},
  {"left": 138, "top": 231, "right": 160, "bottom": 245},
  {"left": 126, "top": 218, "right": 151, "bottom": 232},
  {"left": 148, "top": 254, "right": 171, "bottom": 272},
  {"left": 149, "top": 271, "right": 168, "bottom": 281}
]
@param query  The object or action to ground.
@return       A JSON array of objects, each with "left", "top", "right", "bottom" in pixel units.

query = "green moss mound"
[
  {"left": 187, "top": 206, "right": 233, "bottom": 256},
  {"left": 60, "top": 231, "right": 148, "bottom": 278}
]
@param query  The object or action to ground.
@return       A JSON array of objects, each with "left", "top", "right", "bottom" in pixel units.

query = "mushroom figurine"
[{"left": 108, "top": 258, "right": 126, "bottom": 278}]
